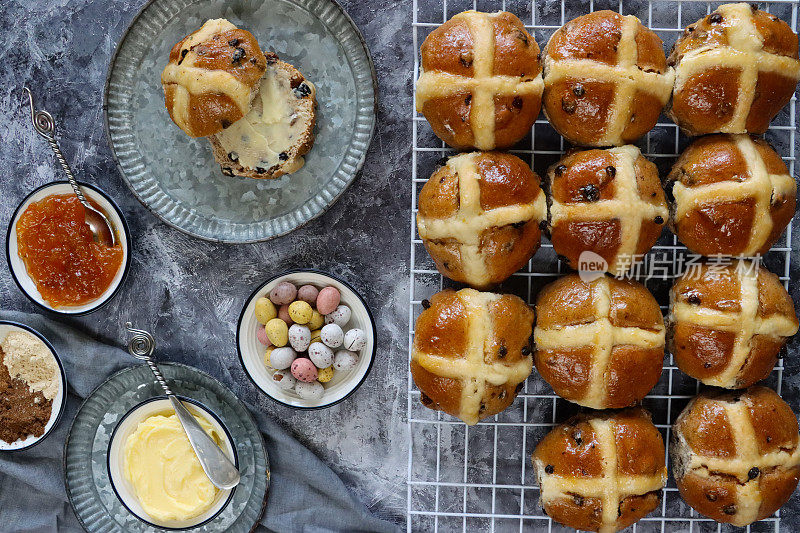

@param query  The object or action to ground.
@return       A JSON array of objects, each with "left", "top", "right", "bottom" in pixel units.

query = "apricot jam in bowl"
[{"left": 6, "top": 182, "right": 130, "bottom": 315}]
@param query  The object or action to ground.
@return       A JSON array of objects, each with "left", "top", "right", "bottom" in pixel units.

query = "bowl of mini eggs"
[{"left": 237, "top": 270, "right": 376, "bottom": 409}]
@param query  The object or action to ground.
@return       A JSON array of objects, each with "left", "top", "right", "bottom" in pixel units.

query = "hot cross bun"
[
  {"left": 672, "top": 386, "right": 800, "bottom": 526},
  {"left": 542, "top": 11, "right": 674, "bottom": 147},
  {"left": 668, "top": 260, "right": 798, "bottom": 389},
  {"left": 416, "top": 11, "right": 543, "bottom": 150},
  {"left": 533, "top": 274, "right": 665, "bottom": 409},
  {"left": 161, "top": 19, "right": 267, "bottom": 137},
  {"left": 545, "top": 145, "right": 668, "bottom": 276},
  {"left": 411, "top": 288, "right": 535, "bottom": 425},
  {"left": 665, "top": 134, "right": 796, "bottom": 256},
  {"left": 417, "top": 152, "right": 546, "bottom": 288},
  {"left": 532, "top": 408, "right": 667, "bottom": 532},
  {"left": 668, "top": 3, "right": 800, "bottom": 136}
]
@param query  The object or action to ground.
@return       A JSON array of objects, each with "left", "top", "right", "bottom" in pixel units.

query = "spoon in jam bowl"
[
  {"left": 124, "top": 323, "right": 241, "bottom": 490},
  {"left": 23, "top": 87, "right": 116, "bottom": 248}
]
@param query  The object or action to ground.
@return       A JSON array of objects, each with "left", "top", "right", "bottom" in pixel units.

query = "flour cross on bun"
[
  {"left": 666, "top": 134, "right": 796, "bottom": 256},
  {"left": 533, "top": 408, "right": 667, "bottom": 532},
  {"left": 669, "top": 3, "right": 800, "bottom": 135},
  {"left": 542, "top": 11, "right": 675, "bottom": 147},
  {"left": 534, "top": 274, "right": 665, "bottom": 409},
  {"left": 411, "top": 288, "right": 534, "bottom": 425},
  {"left": 416, "top": 152, "right": 546, "bottom": 288},
  {"left": 416, "top": 11, "right": 544, "bottom": 150},
  {"left": 546, "top": 145, "right": 668, "bottom": 276},
  {"left": 672, "top": 387, "right": 800, "bottom": 526},
  {"left": 668, "top": 260, "right": 798, "bottom": 389}
]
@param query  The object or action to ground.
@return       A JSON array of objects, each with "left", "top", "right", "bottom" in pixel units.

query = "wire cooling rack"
[{"left": 407, "top": 0, "right": 799, "bottom": 531}]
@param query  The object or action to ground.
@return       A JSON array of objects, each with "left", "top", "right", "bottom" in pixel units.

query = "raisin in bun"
[
  {"left": 534, "top": 274, "right": 665, "bottom": 409},
  {"left": 672, "top": 386, "right": 800, "bottom": 526},
  {"left": 545, "top": 145, "right": 668, "bottom": 276},
  {"left": 532, "top": 408, "right": 667, "bottom": 532},
  {"left": 161, "top": 19, "right": 267, "bottom": 137},
  {"left": 417, "top": 152, "right": 546, "bottom": 288},
  {"left": 416, "top": 11, "right": 543, "bottom": 150},
  {"left": 668, "top": 260, "right": 798, "bottom": 389},
  {"left": 668, "top": 3, "right": 800, "bottom": 136},
  {"left": 542, "top": 11, "right": 674, "bottom": 147},
  {"left": 665, "top": 134, "right": 796, "bottom": 256},
  {"left": 411, "top": 288, "right": 534, "bottom": 425}
]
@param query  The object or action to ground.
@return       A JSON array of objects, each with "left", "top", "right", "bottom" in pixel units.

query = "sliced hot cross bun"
[
  {"left": 665, "top": 134, "right": 796, "bottom": 257},
  {"left": 532, "top": 408, "right": 667, "bottom": 532},
  {"left": 668, "top": 2, "right": 800, "bottom": 136},
  {"left": 415, "top": 11, "right": 543, "bottom": 150},
  {"left": 542, "top": 11, "right": 674, "bottom": 147},
  {"left": 411, "top": 288, "right": 535, "bottom": 425},
  {"left": 417, "top": 152, "right": 546, "bottom": 288},
  {"left": 534, "top": 274, "right": 665, "bottom": 409},
  {"left": 544, "top": 145, "right": 668, "bottom": 276},
  {"left": 672, "top": 386, "right": 800, "bottom": 526},
  {"left": 161, "top": 19, "right": 267, "bottom": 138},
  {"left": 668, "top": 259, "right": 798, "bottom": 389}
]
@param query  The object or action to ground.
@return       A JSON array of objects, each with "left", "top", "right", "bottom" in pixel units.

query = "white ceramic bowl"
[
  {"left": 0, "top": 321, "right": 67, "bottom": 452},
  {"left": 5, "top": 181, "right": 131, "bottom": 315},
  {"left": 237, "top": 270, "right": 376, "bottom": 409},
  {"left": 107, "top": 396, "right": 237, "bottom": 530}
]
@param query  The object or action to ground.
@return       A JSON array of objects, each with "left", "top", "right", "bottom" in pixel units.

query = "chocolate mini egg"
[
  {"left": 316, "top": 286, "right": 341, "bottom": 315},
  {"left": 324, "top": 305, "right": 351, "bottom": 327},
  {"left": 278, "top": 304, "right": 294, "bottom": 326},
  {"left": 295, "top": 380, "right": 324, "bottom": 400},
  {"left": 317, "top": 366, "right": 334, "bottom": 383},
  {"left": 310, "top": 329, "right": 322, "bottom": 344},
  {"left": 289, "top": 324, "right": 312, "bottom": 352},
  {"left": 270, "top": 281, "right": 297, "bottom": 305},
  {"left": 288, "top": 300, "right": 313, "bottom": 324},
  {"left": 254, "top": 297, "right": 277, "bottom": 324},
  {"left": 266, "top": 318, "right": 289, "bottom": 347},
  {"left": 308, "top": 342, "right": 335, "bottom": 368},
  {"left": 291, "top": 357, "right": 318, "bottom": 383},
  {"left": 308, "top": 310, "right": 325, "bottom": 330},
  {"left": 256, "top": 324, "right": 271, "bottom": 346},
  {"left": 272, "top": 369, "right": 296, "bottom": 390},
  {"left": 297, "top": 284, "right": 319, "bottom": 304},
  {"left": 343, "top": 328, "right": 367, "bottom": 351},
  {"left": 269, "top": 346, "right": 297, "bottom": 370},
  {"left": 264, "top": 346, "right": 275, "bottom": 366},
  {"left": 320, "top": 324, "right": 344, "bottom": 348},
  {"left": 334, "top": 350, "right": 359, "bottom": 372}
]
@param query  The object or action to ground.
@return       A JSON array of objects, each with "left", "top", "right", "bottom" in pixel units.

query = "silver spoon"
[
  {"left": 125, "top": 323, "right": 241, "bottom": 490},
  {"left": 23, "top": 87, "right": 116, "bottom": 248}
]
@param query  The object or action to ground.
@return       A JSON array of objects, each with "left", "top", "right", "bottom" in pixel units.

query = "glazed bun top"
[{"left": 162, "top": 18, "right": 267, "bottom": 137}]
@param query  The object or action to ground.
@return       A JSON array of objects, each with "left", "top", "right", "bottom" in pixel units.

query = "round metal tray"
[{"left": 104, "top": 0, "right": 377, "bottom": 242}]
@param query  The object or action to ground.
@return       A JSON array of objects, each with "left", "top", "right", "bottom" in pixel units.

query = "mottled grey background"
[{"left": 2, "top": 0, "right": 800, "bottom": 532}]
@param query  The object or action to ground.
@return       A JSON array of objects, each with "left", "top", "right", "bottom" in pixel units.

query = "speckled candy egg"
[
  {"left": 308, "top": 342, "right": 335, "bottom": 368},
  {"left": 291, "top": 358, "right": 318, "bottom": 383},
  {"left": 310, "top": 329, "right": 322, "bottom": 344},
  {"left": 317, "top": 366, "right": 334, "bottom": 383},
  {"left": 334, "top": 350, "right": 359, "bottom": 372},
  {"left": 254, "top": 297, "right": 277, "bottom": 325},
  {"left": 316, "top": 286, "right": 341, "bottom": 315},
  {"left": 264, "top": 346, "right": 275, "bottom": 367},
  {"left": 269, "top": 347, "right": 297, "bottom": 370},
  {"left": 265, "top": 318, "right": 289, "bottom": 347},
  {"left": 308, "top": 310, "right": 325, "bottom": 330},
  {"left": 278, "top": 304, "right": 294, "bottom": 326},
  {"left": 288, "top": 301, "right": 313, "bottom": 324},
  {"left": 343, "top": 328, "right": 367, "bottom": 351},
  {"left": 272, "top": 369, "right": 296, "bottom": 390},
  {"left": 270, "top": 281, "right": 297, "bottom": 305},
  {"left": 320, "top": 324, "right": 344, "bottom": 348},
  {"left": 256, "top": 325, "right": 271, "bottom": 346},
  {"left": 288, "top": 324, "right": 311, "bottom": 352},
  {"left": 295, "top": 380, "right": 324, "bottom": 401},
  {"left": 297, "top": 284, "right": 319, "bottom": 304},
  {"left": 325, "top": 305, "right": 352, "bottom": 327}
]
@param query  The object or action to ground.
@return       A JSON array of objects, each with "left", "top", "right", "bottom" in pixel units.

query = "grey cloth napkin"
[{"left": 0, "top": 311, "right": 398, "bottom": 533}]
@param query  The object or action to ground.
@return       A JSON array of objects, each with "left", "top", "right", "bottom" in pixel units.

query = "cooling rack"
[{"left": 407, "top": 0, "right": 799, "bottom": 531}]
